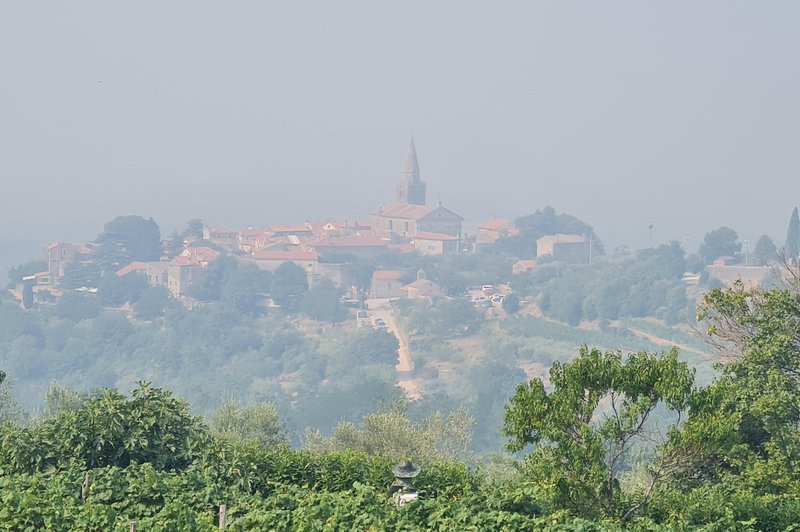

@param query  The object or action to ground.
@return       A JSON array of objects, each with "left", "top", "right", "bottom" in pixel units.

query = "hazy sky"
[{"left": 2, "top": 2, "right": 799, "bottom": 270}]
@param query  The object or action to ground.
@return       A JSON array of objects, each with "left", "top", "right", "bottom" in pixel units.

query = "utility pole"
[{"left": 648, "top": 224, "right": 654, "bottom": 249}]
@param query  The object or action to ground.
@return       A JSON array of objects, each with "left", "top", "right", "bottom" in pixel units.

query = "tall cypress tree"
[{"left": 786, "top": 207, "right": 800, "bottom": 260}]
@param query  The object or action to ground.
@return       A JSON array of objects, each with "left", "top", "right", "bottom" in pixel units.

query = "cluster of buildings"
[{"left": 24, "top": 140, "right": 593, "bottom": 304}]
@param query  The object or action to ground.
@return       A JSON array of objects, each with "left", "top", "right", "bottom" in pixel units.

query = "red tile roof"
[
  {"left": 312, "top": 237, "right": 389, "bottom": 248},
  {"left": 373, "top": 203, "right": 463, "bottom": 221},
  {"left": 537, "top": 234, "right": 586, "bottom": 245},
  {"left": 372, "top": 270, "right": 405, "bottom": 281},
  {"left": 171, "top": 256, "right": 202, "bottom": 266},
  {"left": 184, "top": 246, "right": 221, "bottom": 263},
  {"left": 206, "top": 226, "right": 236, "bottom": 235},
  {"left": 414, "top": 231, "right": 459, "bottom": 241},
  {"left": 269, "top": 225, "right": 312, "bottom": 234},
  {"left": 116, "top": 262, "right": 147, "bottom": 277},
  {"left": 478, "top": 219, "right": 512, "bottom": 230},
  {"left": 252, "top": 250, "right": 319, "bottom": 261}
]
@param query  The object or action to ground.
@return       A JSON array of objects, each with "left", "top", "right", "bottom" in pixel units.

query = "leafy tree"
[
  {"left": 786, "top": 207, "right": 800, "bottom": 260},
  {"left": 406, "top": 299, "right": 482, "bottom": 337},
  {"left": 271, "top": 262, "right": 309, "bottom": 312},
  {"left": 133, "top": 285, "right": 170, "bottom": 319},
  {"left": 669, "top": 282, "right": 800, "bottom": 494},
  {"left": 41, "top": 382, "right": 86, "bottom": 420},
  {"left": 185, "top": 255, "right": 233, "bottom": 301},
  {"left": 7, "top": 259, "right": 47, "bottom": 286},
  {"left": 496, "top": 206, "right": 605, "bottom": 257},
  {"left": 0, "top": 383, "right": 207, "bottom": 472},
  {"left": 97, "top": 271, "right": 148, "bottom": 307},
  {"left": 752, "top": 234, "right": 778, "bottom": 266},
  {"left": 166, "top": 229, "right": 185, "bottom": 258},
  {"left": 0, "top": 370, "right": 23, "bottom": 424},
  {"left": 185, "top": 257, "right": 271, "bottom": 315},
  {"left": 305, "top": 405, "right": 474, "bottom": 463},
  {"left": 350, "top": 329, "right": 400, "bottom": 366},
  {"left": 503, "top": 346, "right": 694, "bottom": 521},
  {"left": 301, "top": 279, "right": 347, "bottom": 323},
  {"left": 220, "top": 261, "right": 271, "bottom": 315},
  {"left": 54, "top": 291, "right": 101, "bottom": 320},
  {"left": 94, "top": 215, "right": 162, "bottom": 272},
  {"left": 60, "top": 261, "right": 101, "bottom": 290},
  {"left": 502, "top": 293, "right": 520, "bottom": 314},
  {"left": 209, "top": 399, "right": 287, "bottom": 447},
  {"left": 698, "top": 226, "right": 741, "bottom": 264},
  {"left": 182, "top": 218, "right": 204, "bottom": 240},
  {"left": 21, "top": 281, "right": 33, "bottom": 309}
]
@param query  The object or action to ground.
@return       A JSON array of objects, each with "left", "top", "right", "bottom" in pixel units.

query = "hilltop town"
[{"left": 18, "top": 140, "right": 598, "bottom": 306}]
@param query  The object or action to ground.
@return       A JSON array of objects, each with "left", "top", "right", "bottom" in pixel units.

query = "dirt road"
[{"left": 366, "top": 299, "right": 422, "bottom": 399}]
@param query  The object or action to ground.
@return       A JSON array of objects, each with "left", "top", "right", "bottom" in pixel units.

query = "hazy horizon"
[{"left": 2, "top": 2, "right": 799, "bottom": 272}]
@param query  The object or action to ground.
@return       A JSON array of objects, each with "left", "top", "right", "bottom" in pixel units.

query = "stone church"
[{"left": 372, "top": 140, "right": 463, "bottom": 238}]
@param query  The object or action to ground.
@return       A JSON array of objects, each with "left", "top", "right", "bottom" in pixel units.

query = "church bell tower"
[{"left": 396, "top": 138, "right": 427, "bottom": 205}]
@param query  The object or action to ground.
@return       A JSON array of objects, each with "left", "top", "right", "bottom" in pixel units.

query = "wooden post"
[
  {"left": 81, "top": 473, "right": 90, "bottom": 504},
  {"left": 219, "top": 503, "right": 227, "bottom": 529},
  {"left": 129, "top": 522, "right": 137, "bottom": 532}
]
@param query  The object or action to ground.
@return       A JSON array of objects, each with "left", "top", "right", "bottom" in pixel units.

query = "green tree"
[
  {"left": 271, "top": 262, "right": 309, "bottom": 312},
  {"left": 209, "top": 399, "right": 287, "bottom": 447},
  {"left": 503, "top": 346, "right": 694, "bottom": 521},
  {"left": 301, "top": 279, "right": 347, "bottom": 323},
  {"left": 182, "top": 218, "right": 204, "bottom": 240},
  {"left": 166, "top": 229, "right": 185, "bottom": 258},
  {"left": 21, "top": 281, "right": 33, "bottom": 310},
  {"left": 698, "top": 226, "right": 741, "bottom": 264},
  {"left": 0, "top": 383, "right": 207, "bottom": 473},
  {"left": 786, "top": 207, "right": 800, "bottom": 260},
  {"left": 94, "top": 215, "right": 162, "bottom": 272},
  {"left": 752, "top": 234, "right": 778, "bottom": 266},
  {"left": 305, "top": 405, "right": 474, "bottom": 463},
  {"left": 54, "top": 292, "right": 101, "bottom": 320},
  {"left": 220, "top": 261, "right": 272, "bottom": 315},
  {"left": 133, "top": 285, "right": 171, "bottom": 319},
  {"left": 501, "top": 293, "right": 520, "bottom": 314},
  {"left": 0, "top": 370, "right": 24, "bottom": 424},
  {"left": 97, "top": 271, "right": 148, "bottom": 307},
  {"left": 7, "top": 259, "right": 47, "bottom": 287},
  {"left": 669, "top": 282, "right": 800, "bottom": 494},
  {"left": 497, "top": 206, "right": 605, "bottom": 257},
  {"left": 350, "top": 329, "right": 400, "bottom": 366}
]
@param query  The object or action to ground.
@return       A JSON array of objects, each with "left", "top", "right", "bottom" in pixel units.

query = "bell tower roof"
[{"left": 401, "top": 138, "right": 421, "bottom": 183}]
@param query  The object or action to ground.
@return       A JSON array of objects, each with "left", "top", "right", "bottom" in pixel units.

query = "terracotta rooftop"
[
  {"left": 414, "top": 231, "right": 459, "bottom": 241},
  {"left": 269, "top": 225, "right": 312, "bottom": 234},
  {"left": 252, "top": 250, "right": 319, "bottom": 261},
  {"left": 478, "top": 219, "right": 513, "bottom": 230},
  {"left": 116, "top": 262, "right": 147, "bottom": 277},
  {"left": 373, "top": 203, "right": 463, "bottom": 220},
  {"left": 372, "top": 270, "right": 405, "bottom": 281},
  {"left": 312, "top": 237, "right": 389, "bottom": 248},
  {"left": 537, "top": 234, "right": 586, "bottom": 244}
]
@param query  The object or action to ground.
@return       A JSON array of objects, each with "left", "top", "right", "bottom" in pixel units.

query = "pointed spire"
[{"left": 402, "top": 138, "right": 421, "bottom": 183}]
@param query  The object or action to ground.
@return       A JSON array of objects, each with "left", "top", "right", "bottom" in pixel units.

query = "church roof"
[{"left": 372, "top": 203, "right": 464, "bottom": 221}]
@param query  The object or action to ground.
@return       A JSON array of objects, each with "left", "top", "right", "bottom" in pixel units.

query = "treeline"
[
  {"left": 2, "top": 280, "right": 800, "bottom": 529},
  {"left": 514, "top": 242, "right": 691, "bottom": 326}
]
